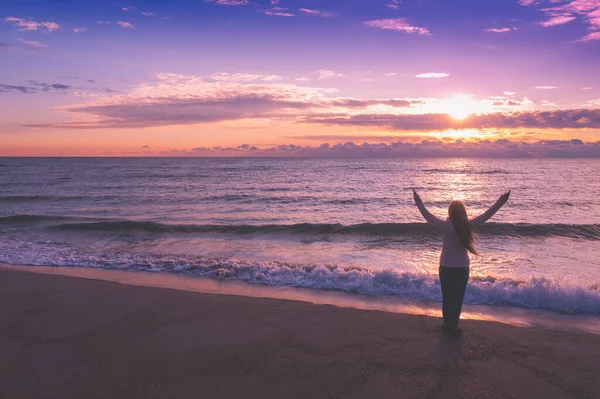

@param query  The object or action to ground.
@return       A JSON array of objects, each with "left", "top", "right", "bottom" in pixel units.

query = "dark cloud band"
[{"left": 304, "top": 109, "right": 600, "bottom": 130}]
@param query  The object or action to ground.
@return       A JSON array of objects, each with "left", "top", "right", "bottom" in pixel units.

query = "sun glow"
[
  {"left": 431, "top": 94, "right": 495, "bottom": 120},
  {"left": 434, "top": 128, "right": 487, "bottom": 141}
]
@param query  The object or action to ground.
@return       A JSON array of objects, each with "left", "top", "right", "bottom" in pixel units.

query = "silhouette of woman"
[{"left": 413, "top": 189, "right": 510, "bottom": 337}]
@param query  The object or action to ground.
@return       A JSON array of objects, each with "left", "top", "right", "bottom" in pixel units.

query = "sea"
[{"left": 1, "top": 157, "right": 599, "bottom": 324}]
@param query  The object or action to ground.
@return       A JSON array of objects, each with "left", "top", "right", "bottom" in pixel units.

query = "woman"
[{"left": 413, "top": 189, "right": 510, "bottom": 338}]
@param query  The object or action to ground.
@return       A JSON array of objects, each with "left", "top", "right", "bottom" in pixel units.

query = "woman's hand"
[
  {"left": 499, "top": 190, "right": 511, "bottom": 204},
  {"left": 413, "top": 190, "right": 421, "bottom": 203}
]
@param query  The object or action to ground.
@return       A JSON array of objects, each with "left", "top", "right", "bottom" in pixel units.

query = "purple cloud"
[
  {"left": 263, "top": 8, "right": 295, "bottom": 17},
  {"left": 303, "top": 109, "right": 600, "bottom": 130},
  {"left": 540, "top": 15, "right": 576, "bottom": 27},
  {"left": 116, "top": 21, "right": 134, "bottom": 28},
  {"left": 17, "top": 38, "right": 46, "bottom": 49},
  {"left": 155, "top": 139, "right": 600, "bottom": 158},
  {"left": 299, "top": 9, "right": 332, "bottom": 17},
  {"left": 205, "top": 0, "right": 249, "bottom": 5},
  {"left": 4, "top": 17, "right": 60, "bottom": 32},
  {"left": 24, "top": 73, "right": 600, "bottom": 131},
  {"left": 387, "top": 1, "right": 399, "bottom": 9},
  {"left": 578, "top": 31, "right": 600, "bottom": 42},
  {"left": 485, "top": 27, "right": 516, "bottom": 33},
  {"left": 363, "top": 18, "right": 431, "bottom": 35},
  {"left": 0, "top": 83, "right": 34, "bottom": 93},
  {"left": 0, "top": 81, "right": 73, "bottom": 93},
  {"left": 522, "top": 0, "right": 600, "bottom": 41}
]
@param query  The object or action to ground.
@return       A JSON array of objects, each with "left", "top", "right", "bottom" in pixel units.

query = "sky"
[{"left": 1, "top": 0, "right": 600, "bottom": 156}]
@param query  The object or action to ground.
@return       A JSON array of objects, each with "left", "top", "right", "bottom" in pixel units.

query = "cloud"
[
  {"left": 363, "top": 18, "right": 431, "bottom": 35},
  {"left": 484, "top": 27, "right": 516, "bottom": 33},
  {"left": 539, "top": 15, "right": 576, "bottom": 27},
  {"left": 327, "top": 99, "right": 422, "bottom": 108},
  {"left": 540, "top": 100, "right": 558, "bottom": 107},
  {"left": 299, "top": 8, "right": 332, "bottom": 17},
  {"left": 25, "top": 73, "right": 424, "bottom": 129},
  {"left": 116, "top": 21, "right": 134, "bottom": 28},
  {"left": 285, "top": 134, "right": 425, "bottom": 142},
  {"left": 303, "top": 109, "right": 600, "bottom": 131},
  {"left": 73, "top": 27, "right": 87, "bottom": 33},
  {"left": 588, "top": 99, "right": 600, "bottom": 106},
  {"left": 535, "top": 86, "right": 557, "bottom": 89},
  {"left": 4, "top": 17, "right": 60, "bottom": 32},
  {"left": 0, "top": 84, "right": 34, "bottom": 93},
  {"left": 556, "top": 0, "right": 600, "bottom": 29},
  {"left": 263, "top": 8, "right": 295, "bottom": 17},
  {"left": 0, "top": 81, "right": 72, "bottom": 93},
  {"left": 504, "top": 91, "right": 516, "bottom": 96},
  {"left": 152, "top": 139, "right": 600, "bottom": 158},
  {"left": 209, "top": 73, "right": 283, "bottom": 82},
  {"left": 581, "top": 87, "right": 594, "bottom": 90},
  {"left": 387, "top": 1, "right": 399, "bottom": 9},
  {"left": 121, "top": 5, "right": 155, "bottom": 16},
  {"left": 577, "top": 31, "right": 600, "bottom": 42},
  {"left": 25, "top": 72, "right": 600, "bottom": 132},
  {"left": 315, "top": 69, "right": 345, "bottom": 79},
  {"left": 28, "top": 81, "right": 73, "bottom": 91},
  {"left": 0, "top": 42, "right": 12, "bottom": 50},
  {"left": 415, "top": 73, "right": 450, "bottom": 79},
  {"left": 27, "top": 73, "right": 339, "bottom": 128},
  {"left": 521, "top": 0, "right": 600, "bottom": 41},
  {"left": 205, "top": 0, "right": 249, "bottom": 5},
  {"left": 17, "top": 38, "right": 46, "bottom": 49},
  {"left": 490, "top": 97, "right": 533, "bottom": 107}
]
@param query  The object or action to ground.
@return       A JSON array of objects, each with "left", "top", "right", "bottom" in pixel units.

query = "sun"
[
  {"left": 439, "top": 95, "right": 477, "bottom": 120},
  {"left": 409, "top": 93, "right": 498, "bottom": 123}
]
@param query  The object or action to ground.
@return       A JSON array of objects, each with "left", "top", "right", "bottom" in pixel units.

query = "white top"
[{"left": 414, "top": 196, "right": 506, "bottom": 268}]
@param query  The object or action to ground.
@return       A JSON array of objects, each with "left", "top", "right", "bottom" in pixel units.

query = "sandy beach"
[{"left": 1, "top": 266, "right": 599, "bottom": 399}]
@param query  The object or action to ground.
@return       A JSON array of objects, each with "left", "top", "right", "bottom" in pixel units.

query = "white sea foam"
[{"left": 1, "top": 241, "right": 599, "bottom": 315}]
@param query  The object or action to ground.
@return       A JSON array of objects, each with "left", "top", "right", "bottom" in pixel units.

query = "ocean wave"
[
  {"left": 2, "top": 215, "right": 599, "bottom": 240},
  {"left": 0, "top": 195, "right": 93, "bottom": 203},
  {"left": 0, "top": 214, "right": 77, "bottom": 223},
  {"left": 2, "top": 253, "right": 599, "bottom": 314},
  {"left": 199, "top": 195, "right": 374, "bottom": 205},
  {"left": 49, "top": 220, "right": 600, "bottom": 240}
]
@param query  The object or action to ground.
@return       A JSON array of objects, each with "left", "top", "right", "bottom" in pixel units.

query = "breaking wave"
[{"left": 1, "top": 252, "right": 598, "bottom": 314}]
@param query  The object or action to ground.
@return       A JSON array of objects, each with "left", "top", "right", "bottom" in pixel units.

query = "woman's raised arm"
[
  {"left": 413, "top": 190, "right": 446, "bottom": 230},
  {"left": 469, "top": 190, "right": 511, "bottom": 228}
]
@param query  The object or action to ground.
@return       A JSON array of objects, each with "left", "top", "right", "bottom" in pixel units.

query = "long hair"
[{"left": 448, "top": 201, "right": 477, "bottom": 255}]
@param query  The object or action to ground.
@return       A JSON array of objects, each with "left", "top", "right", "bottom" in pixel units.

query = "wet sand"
[{"left": 1, "top": 267, "right": 599, "bottom": 399}]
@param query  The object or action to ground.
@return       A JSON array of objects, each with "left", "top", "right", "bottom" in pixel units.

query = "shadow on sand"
[{"left": 432, "top": 332, "right": 464, "bottom": 398}]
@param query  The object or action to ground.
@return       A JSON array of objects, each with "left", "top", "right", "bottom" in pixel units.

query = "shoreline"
[
  {"left": 1, "top": 266, "right": 599, "bottom": 398},
  {"left": 2, "top": 263, "right": 599, "bottom": 335}
]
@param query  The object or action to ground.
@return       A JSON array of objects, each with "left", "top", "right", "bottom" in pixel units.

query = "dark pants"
[{"left": 439, "top": 266, "right": 470, "bottom": 328}]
